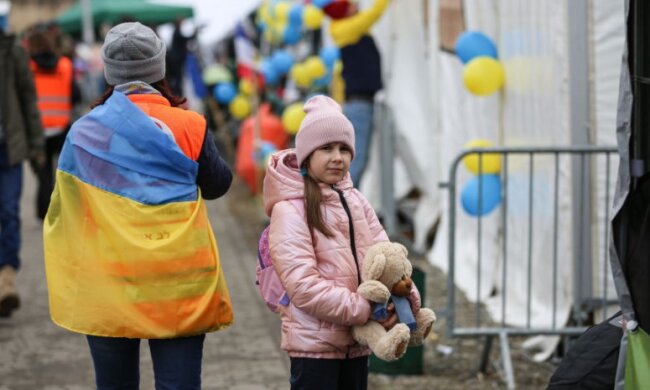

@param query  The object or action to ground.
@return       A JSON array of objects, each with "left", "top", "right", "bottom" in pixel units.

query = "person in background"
[
  {"left": 43, "top": 22, "right": 233, "bottom": 389},
  {"left": 326, "top": 0, "right": 390, "bottom": 188},
  {"left": 166, "top": 18, "right": 201, "bottom": 96},
  {"left": 27, "top": 30, "right": 80, "bottom": 221},
  {"left": 263, "top": 95, "right": 411, "bottom": 389},
  {"left": 0, "top": 17, "right": 45, "bottom": 318}
]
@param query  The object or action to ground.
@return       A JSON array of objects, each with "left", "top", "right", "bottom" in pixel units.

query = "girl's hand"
[{"left": 376, "top": 303, "right": 399, "bottom": 330}]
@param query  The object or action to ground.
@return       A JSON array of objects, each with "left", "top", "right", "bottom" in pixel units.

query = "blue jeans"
[
  {"left": 0, "top": 144, "right": 23, "bottom": 270},
  {"left": 86, "top": 334, "right": 206, "bottom": 390},
  {"left": 289, "top": 356, "right": 368, "bottom": 390},
  {"left": 343, "top": 100, "right": 374, "bottom": 188}
]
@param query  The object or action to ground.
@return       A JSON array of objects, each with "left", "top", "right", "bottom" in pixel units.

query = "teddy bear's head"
[{"left": 362, "top": 242, "right": 414, "bottom": 297}]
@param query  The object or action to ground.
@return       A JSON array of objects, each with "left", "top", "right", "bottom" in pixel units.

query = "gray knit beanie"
[
  {"left": 101, "top": 22, "right": 166, "bottom": 85},
  {"left": 295, "top": 95, "right": 355, "bottom": 167}
]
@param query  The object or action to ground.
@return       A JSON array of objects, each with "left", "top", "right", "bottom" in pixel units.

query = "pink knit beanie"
[{"left": 295, "top": 95, "right": 355, "bottom": 167}]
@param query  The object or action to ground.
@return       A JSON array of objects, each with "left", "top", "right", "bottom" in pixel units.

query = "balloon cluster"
[
  {"left": 289, "top": 46, "right": 340, "bottom": 89},
  {"left": 455, "top": 31, "right": 505, "bottom": 96},
  {"left": 246, "top": 0, "right": 346, "bottom": 134},
  {"left": 212, "top": 80, "right": 252, "bottom": 120},
  {"left": 257, "top": 0, "right": 327, "bottom": 45},
  {"left": 460, "top": 139, "right": 502, "bottom": 217}
]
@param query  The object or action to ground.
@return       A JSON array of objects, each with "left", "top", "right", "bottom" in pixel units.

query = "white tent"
[{"left": 154, "top": 0, "right": 263, "bottom": 45}]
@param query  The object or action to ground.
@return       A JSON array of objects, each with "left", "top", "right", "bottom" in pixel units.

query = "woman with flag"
[{"left": 43, "top": 22, "right": 233, "bottom": 390}]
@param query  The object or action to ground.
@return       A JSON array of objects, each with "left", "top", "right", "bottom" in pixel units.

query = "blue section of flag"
[
  {"left": 58, "top": 92, "right": 198, "bottom": 205},
  {"left": 185, "top": 53, "right": 208, "bottom": 99}
]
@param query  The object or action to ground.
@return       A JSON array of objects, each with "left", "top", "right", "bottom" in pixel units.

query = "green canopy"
[{"left": 55, "top": 0, "right": 193, "bottom": 35}]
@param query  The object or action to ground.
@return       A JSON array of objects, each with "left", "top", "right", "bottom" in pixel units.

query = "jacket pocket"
[{"left": 291, "top": 305, "right": 321, "bottom": 331}]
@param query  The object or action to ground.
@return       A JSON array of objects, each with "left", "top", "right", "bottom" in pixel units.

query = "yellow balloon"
[
  {"left": 463, "top": 57, "right": 505, "bottom": 96},
  {"left": 282, "top": 102, "right": 306, "bottom": 135},
  {"left": 229, "top": 95, "right": 251, "bottom": 119},
  {"left": 303, "top": 5, "right": 324, "bottom": 29},
  {"left": 239, "top": 78, "right": 255, "bottom": 96},
  {"left": 274, "top": 2, "right": 290, "bottom": 23},
  {"left": 304, "top": 56, "right": 327, "bottom": 79},
  {"left": 290, "top": 63, "right": 312, "bottom": 88},
  {"left": 258, "top": 4, "right": 271, "bottom": 23},
  {"left": 263, "top": 25, "right": 283, "bottom": 44},
  {"left": 463, "top": 139, "right": 501, "bottom": 174},
  {"left": 333, "top": 59, "right": 343, "bottom": 75}
]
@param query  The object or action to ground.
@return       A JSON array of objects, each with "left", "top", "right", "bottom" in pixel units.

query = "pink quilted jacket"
[{"left": 263, "top": 149, "right": 390, "bottom": 359}]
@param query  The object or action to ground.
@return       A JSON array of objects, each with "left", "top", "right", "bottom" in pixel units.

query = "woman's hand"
[{"left": 376, "top": 303, "right": 398, "bottom": 330}]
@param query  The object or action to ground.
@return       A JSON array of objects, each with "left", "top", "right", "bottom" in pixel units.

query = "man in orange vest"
[{"left": 27, "top": 29, "right": 79, "bottom": 220}]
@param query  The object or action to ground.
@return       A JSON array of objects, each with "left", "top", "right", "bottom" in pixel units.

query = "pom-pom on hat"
[
  {"left": 101, "top": 22, "right": 166, "bottom": 86},
  {"left": 295, "top": 95, "right": 355, "bottom": 167},
  {"left": 323, "top": 1, "right": 351, "bottom": 20}
]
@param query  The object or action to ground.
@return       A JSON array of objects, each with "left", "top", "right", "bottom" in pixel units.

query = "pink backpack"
[{"left": 256, "top": 199, "right": 304, "bottom": 313}]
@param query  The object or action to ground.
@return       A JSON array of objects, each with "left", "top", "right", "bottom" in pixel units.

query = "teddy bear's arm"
[
  {"left": 407, "top": 283, "right": 422, "bottom": 313},
  {"left": 357, "top": 280, "right": 391, "bottom": 303}
]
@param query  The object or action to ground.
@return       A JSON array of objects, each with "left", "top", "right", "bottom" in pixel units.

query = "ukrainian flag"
[{"left": 44, "top": 92, "right": 233, "bottom": 339}]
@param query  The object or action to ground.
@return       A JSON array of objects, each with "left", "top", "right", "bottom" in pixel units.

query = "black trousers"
[
  {"left": 289, "top": 356, "right": 368, "bottom": 390},
  {"left": 36, "top": 130, "right": 67, "bottom": 220}
]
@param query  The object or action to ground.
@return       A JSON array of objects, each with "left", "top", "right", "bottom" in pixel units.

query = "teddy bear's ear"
[
  {"left": 366, "top": 253, "right": 386, "bottom": 280},
  {"left": 396, "top": 243, "right": 408, "bottom": 257}
]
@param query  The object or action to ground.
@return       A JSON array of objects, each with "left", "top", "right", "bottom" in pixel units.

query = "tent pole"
[
  {"left": 630, "top": 0, "right": 650, "bottom": 186},
  {"left": 80, "top": 0, "right": 95, "bottom": 43},
  {"left": 568, "top": 0, "right": 592, "bottom": 325}
]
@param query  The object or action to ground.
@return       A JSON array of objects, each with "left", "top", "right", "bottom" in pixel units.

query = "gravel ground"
[{"left": 228, "top": 179, "right": 557, "bottom": 389}]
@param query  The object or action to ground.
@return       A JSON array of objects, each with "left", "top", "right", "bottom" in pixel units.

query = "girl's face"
[{"left": 307, "top": 142, "right": 353, "bottom": 185}]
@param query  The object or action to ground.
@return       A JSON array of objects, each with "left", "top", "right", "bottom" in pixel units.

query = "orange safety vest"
[
  {"left": 30, "top": 56, "right": 73, "bottom": 137},
  {"left": 128, "top": 93, "right": 206, "bottom": 160}
]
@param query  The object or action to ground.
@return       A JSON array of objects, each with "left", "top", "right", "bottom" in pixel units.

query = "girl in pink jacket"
[{"left": 263, "top": 95, "right": 415, "bottom": 389}]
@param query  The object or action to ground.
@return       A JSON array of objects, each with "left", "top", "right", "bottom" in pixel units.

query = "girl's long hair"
[
  {"left": 303, "top": 160, "right": 334, "bottom": 238},
  {"left": 90, "top": 79, "right": 186, "bottom": 108}
]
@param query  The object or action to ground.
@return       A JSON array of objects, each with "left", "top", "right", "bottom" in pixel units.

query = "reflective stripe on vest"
[{"left": 31, "top": 57, "right": 73, "bottom": 135}]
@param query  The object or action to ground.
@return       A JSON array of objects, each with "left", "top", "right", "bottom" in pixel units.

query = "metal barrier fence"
[{"left": 439, "top": 146, "right": 618, "bottom": 389}]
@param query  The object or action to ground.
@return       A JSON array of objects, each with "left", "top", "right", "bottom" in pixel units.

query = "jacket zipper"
[
  {"left": 333, "top": 185, "right": 361, "bottom": 358},
  {"left": 332, "top": 185, "right": 361, "bottom": 286}
]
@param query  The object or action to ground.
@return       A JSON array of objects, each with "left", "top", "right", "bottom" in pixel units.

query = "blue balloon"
[
  {"left": 313, "top": 73, "right": 332, "bottom": 88},
  {"left": 460, "top": 174, "right": 502, "bottom": 217},
  {"left": 261, "top": 60, "right": 280, "bottom": 86},
  {"left": 283, "top": 25, "right": 302, "bottom": 45},
  {"left": 288, "top": 4, "right": 304, "bottom": 26},
  {"left": 271, "top": 50, "right": 294, "bottom": 75},
  {"left": 319, "top": 46, "right": 340, "bottom": 68},
  {"left": 213, "top": 82, "right": 237, "bottom": 104},
  {"left": 254, "top": 141, "right": 277, "bottom": 164},
  {"left": 455, "top": 31, "right": 498, "bottom": 64},
  {"left": 313, "top": 0, "right": 334, "bottom": 8}
]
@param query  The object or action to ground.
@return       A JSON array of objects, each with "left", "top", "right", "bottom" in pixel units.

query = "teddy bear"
[{"left": 351, "top": 241, "right": 437, "bottom": 362}]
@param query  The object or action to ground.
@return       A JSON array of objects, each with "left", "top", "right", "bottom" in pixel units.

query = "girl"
[
  {"left": 43, "top": 22, "right": 233, "bottom": 389},
  {"left": 263, "top": 95, "right": 417, "bottom": 389}
]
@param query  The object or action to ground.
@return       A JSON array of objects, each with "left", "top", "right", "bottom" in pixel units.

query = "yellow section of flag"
[{"left": 44, "top": 171, "right": 233, "bottom": 338}]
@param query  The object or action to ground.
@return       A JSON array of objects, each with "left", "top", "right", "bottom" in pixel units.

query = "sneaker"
[{"left": 0, "top": 266, "right": 20, "bottom": 318}]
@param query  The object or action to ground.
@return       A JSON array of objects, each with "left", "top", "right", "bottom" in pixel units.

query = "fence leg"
[
  {"left": 499, "top": 330, "right": 515, "bottom": 390},
  {"left": 478, "top": 335, "right": 494, "bottom": 373}
]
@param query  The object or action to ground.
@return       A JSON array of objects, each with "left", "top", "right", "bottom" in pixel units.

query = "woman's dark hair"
[
  {"left": 91, "top": 79, "right": 187, "bottom": 108},
  {"left": 27, "top": 31, "right": 55, "bottom": 54},
  {"left": 302, "top": 160, "right": 333, "bottom": 238}
]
